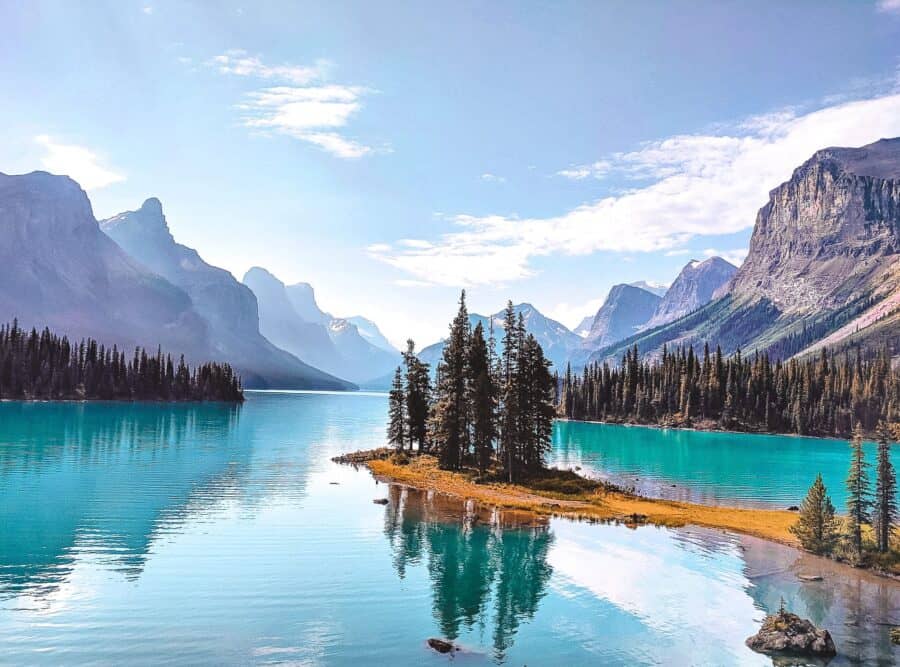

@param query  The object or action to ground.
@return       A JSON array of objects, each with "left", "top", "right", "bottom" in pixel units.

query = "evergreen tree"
[
  {"left": 432, "top": 291, "right": 471, "bottom": 470},
  {"left": 789, "top": 474, "right": 838, "bottom": 554},
  {"left": 388, "top": 366, "right": 407, "bottom": 450},
  {"left": 874, "top": 421, "right": 897, "bottom": 554},
  {"left": 846, "top": 423, "right": 872, "bottom": 561},
  {"left": 403, "top": 340, "right": 431, "bottom": 452},
  {"left": 468, "top": 322, "right": 497, "bottom": 475},
  {"left": 498, "top": 301, "right": 520, "bottom": 482}
]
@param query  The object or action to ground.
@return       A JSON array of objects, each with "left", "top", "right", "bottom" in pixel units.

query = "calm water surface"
[{"left": 0, "top": 391, "right": 897, "bottom": 665}]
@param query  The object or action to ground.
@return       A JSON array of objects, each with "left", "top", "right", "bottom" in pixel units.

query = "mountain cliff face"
[
  {"left": 100, "top": 201, "right": 350, "bottom": 390},
  {"left": 0, "top": 171, "right": 208, "bottom": 357},
  {"left": 726, "top": 138, "right": 900, "bottom": 312},
  {"left": 245, "top": 268, "right": 398, "bottom": 384},
  {"left": 346, "top": 316, "right": 398, "bottom": 353},
  {"left": 587, "top": 137, "right": 900, "bottom": 365},
  {"left": 643, "top": 257, "right": 736, "bottom": 329},
  {"left": 585, "top": 284, "right": 662, "bottom": 348}
]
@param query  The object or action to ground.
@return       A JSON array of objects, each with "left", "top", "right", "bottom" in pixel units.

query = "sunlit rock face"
[
  {"left": 726, "top": 137, "right": 900, "bottom": 313},
  {"left": 644, "top": 257, "right": 736, "bottom": 329},
  {"left": 585, "top": 284, "right": 662, "bottom": 348}
]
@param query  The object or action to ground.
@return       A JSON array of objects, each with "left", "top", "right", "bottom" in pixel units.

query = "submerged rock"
[
  {"left": 891, "top": 627, "right": 900, "bottom": 645},
  {"left": 798, "top": 574, "right": 823, "bottom": 582},
  {"left": 746, "top": 609, "right": 836, "bottom": 658},
  {"left": 427, "top": 638, "right": 456, "bottom": 653}
]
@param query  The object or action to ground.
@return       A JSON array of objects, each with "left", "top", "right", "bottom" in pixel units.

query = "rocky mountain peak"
[
  {"left": 101, "top": 196, "right": 174, "bottom": 246},
  {"left": 727, "top": 137, "right": 900, "bottom": 312},
  {"left": 643, "top": 256, "right": 736, "bottom": 329},
  {"left": 585, "top": 283, "right": 662, "bottom": 348}
]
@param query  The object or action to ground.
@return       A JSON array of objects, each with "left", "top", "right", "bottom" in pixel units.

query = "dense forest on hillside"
[
  {"left": 0, "top": 321, "right": 243, "bottom": 402},
  {"left": 559, "top": 344, "right": 897, "bottom": 437}
]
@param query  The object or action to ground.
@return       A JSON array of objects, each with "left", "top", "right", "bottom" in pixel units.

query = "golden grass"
[{"left": 367, "top": 455, "right": 799, "bottom": 546}]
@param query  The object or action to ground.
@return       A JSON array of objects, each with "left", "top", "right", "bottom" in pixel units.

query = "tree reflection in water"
[{"left": 382, "top": 484, "right": 553, "bottom": 661}]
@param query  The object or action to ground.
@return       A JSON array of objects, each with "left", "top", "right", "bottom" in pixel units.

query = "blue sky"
[{"left": 2, "top": 1, "right": 900, "bottom": 347}]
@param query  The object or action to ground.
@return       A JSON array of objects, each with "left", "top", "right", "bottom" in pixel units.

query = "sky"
[{"left": 2, "top": 1, "right": 900, "bottom": 348}]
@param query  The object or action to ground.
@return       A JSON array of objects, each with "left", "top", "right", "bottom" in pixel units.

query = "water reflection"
[
  {"left": 382, "top": 485, "right": 553, "bottom": 661},
  {"left": 0, "top": 401, "right": 245, "bottom": 601}
]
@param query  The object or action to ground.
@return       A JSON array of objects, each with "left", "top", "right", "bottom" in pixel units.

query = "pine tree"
[
  {"left": 432, "top": 291, "right": 471, "bottom": 470},
  {"left": 468, "top": 322, "right": 496, "bottom": 475},
  {"left": 846, "top": 422, "right": 872, "bottom": 561},
  {"left": 388, "top": 366, "right": 406, "bottom": 450},
  {"left": 403, "top": 340, "right": 431, "bottom": 452},
  {"left": 789, "top": 474, "right": 838, "bottom": 554},
  {"left": 498, "top": 301, "right": 520, "bottom": 482},
  {"left": 874, "top": 421, "right": 897, "bottom": 554}
]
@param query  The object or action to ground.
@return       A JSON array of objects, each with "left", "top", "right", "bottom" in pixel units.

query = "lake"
[{"left": 0, "top": 391, "right": 897, "bottom": 665}]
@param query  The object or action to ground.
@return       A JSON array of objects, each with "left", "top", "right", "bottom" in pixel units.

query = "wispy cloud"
[
  {"left": 480, "top": 172, "right": 506, "bottom": 183},
  {"left": 877, "top": 0, "right": 900, "bottom": 14},
  {"left": 142, "top": 5, "right": 153, "bottom": 15},
  {"left": 34, "top": 135, "right": 125, "bottom": 190},
  {"left": 371, "top": 92, "right": 900, "bottom": 287},
  {"left": 556, "top": 160, "right": 612, "bottom": 180},
  {"left": 209, "top": 50, "right": 377, "bottom": 158}
]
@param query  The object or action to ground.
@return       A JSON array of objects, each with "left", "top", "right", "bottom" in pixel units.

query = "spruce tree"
[
  {"left": 388, "top": 366, "right": 406, "bottom": 450},
  {"left": 846, "top": 422, "right": 872, "bottom": 561},
  {"left": 498, "top": 301, "right": 520, "bottom": 482},
  {"left": 789, "top": 474, "right": 838, "bottom": 554},
  {"left": 432, "top": 291, "right": 471, "bottom": 470},
  {"left": 874, "top": 421, "right": 897, "bottom": 554},
  {"left": 468, "top": 322, "right": 496, "bottom": 475},
  {"left": 403, "top": 340, "right": 431, "bottom": 452}
]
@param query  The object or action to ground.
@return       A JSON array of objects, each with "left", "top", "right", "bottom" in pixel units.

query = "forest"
[
  {"left": 558, "top": 343, "right": 897, "bottom": 437},
  {"left": 0, "top": 320, "right": 243, "bottom": 402},
  {"left": 388, "top": 293, "right": 557, "bottom": 482}
]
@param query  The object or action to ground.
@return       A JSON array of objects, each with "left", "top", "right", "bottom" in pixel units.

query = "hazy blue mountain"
[
  {"left": 642, "top": 257, "right": 736, "bottom": 329},
  {"left": 573, "top": 314, "right": 595, "bottom": 338},
  {"left": 584, "top": 284, "right": 662, "bottom": 348},
  {"left": 416, "top": 304, "right": 579, "bottom": 373},
  {"left": 101, "top": 200, "right": 351, "bottom": 389},
  {"left": 0, "top": 171, "right": 209, "bottom": 363},
  {"left": 245, "top": 269, "right": 399, "bottom": 384},
  {"left": 346, "top": 316, "right": 398, "bottom": 353},
  {"left": 629, "top": 280, "right": 668, "bottom": 298}
]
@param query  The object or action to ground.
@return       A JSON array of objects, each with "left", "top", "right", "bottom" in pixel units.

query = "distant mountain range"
[
  {"left": 1, "top": 137, "right": 896, "bottom": 390},
  {"left": 588, "top": 137, "right": 900, "bottom": 364},
  {"left": 244, "top": 267, "right": 400, "bottom": 385}
]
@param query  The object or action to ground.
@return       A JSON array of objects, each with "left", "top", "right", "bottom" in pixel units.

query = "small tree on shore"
[
  {"left": 403, "top": 340, "right": 432, "bottom": 452},
  {"left": 846, "top": 422, "right": 872, "bottom": 561},
  {"left": 790, "top": 473, "right": 838, "bottom": 554},
  {"left": 388, "top": 366, "right": 406, "bottom": 450},
  {"left": 874, "top": 421, "right": 897, "bottom": 553}
]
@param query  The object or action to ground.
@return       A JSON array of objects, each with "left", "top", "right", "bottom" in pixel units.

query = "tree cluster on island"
[
  {"left": 0, "top": 320, "right": 243, "bottom": 402},
  {"left": 792, "top": 422, "right": 897, "bottom": 568},
  {"left": 388, "top": 292, "right": 556, "bottom": 483},
  {"left": 558, "top": 344, "right": 897, "bottom": 438}
]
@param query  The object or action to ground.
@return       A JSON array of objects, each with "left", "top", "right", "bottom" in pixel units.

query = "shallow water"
[
  {"left": 552, "top": 420, "right": 900, "bottom": 509},
  {"left": 0, "top": 392, "right": 897, "bottom": 665}
]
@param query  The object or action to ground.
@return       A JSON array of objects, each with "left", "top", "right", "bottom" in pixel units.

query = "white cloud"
[
  {"left": 547, "top": 298, "right": 605, "bottom": 331},
  {"left": 702, "top": 247, "right": 749, "bottom": 267},
  {"left": 211, "top": 50, "right": 376, "bottom": 158},
  {"left": 556, "top": 160, "right": 611, "bottom": 180},
  {"left": 480, "top": 172, "right": 506, "bottom": 183},
  {"left": 371, "top": 92, "right": 900, "bottom": 287},
  {"left": 142, "top": 5, "right": 153, "bottom": 15},
  {"left": 664, "top": 249, "right": 692, "bottom": 256},
  {"left": 877, "top": 0, "right": 900, "bottom": 13},
  {"left": 34, "top": 135, "right": 125, "bottom": 190}
]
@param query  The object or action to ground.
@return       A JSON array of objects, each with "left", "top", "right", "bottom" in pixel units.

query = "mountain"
[
  {"left": 630, "top": 281, "right": 668, "bottom": 298},
  {"left": 588, "top": 137, "right": 900, "bottom": 364},
  {"left": 417, "top": 304, "right": 580, "bottom": 374},
  {"left": 0, "top": 172, "right": 208, "bottom": 356},
  {"left": 346, "top": 316, "right": 398, "bottom": 353},
  {"left": 584, "top": 284, "right": 662, "bottom": 348},
  {"left": 573, "top": 314, "right": 594, "bottom": 338},
  {"left": 100, "top": 200, "right": 351, "bottom": 390},
  {"left": 642, "top": 257, "right": 736, "bottom": 329},
  {"left": 245, "top": 268, "right": 399, "bottom": 384}
]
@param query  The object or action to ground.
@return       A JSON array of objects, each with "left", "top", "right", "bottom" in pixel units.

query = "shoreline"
[
  {"left": 342, "top": 450, "right": 900, "bottom": 580},
  {"left": 348, "top": 451, "right": 800, "bottom": 548}
]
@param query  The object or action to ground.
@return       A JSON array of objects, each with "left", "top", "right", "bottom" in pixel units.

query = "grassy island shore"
[{"left": 337, "top": 448, "right": 800, "bottom": 547}]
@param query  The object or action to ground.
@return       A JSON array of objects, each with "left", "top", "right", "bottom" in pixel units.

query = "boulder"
[
  {"left": 373, "top": 498, "right": 389, "bottom": 505},
  {"left": 746, "top": 609, "right": 836, "bottom": 658},
  {"left": 427, "top": 638, "right": 456, "bottom": 653}
]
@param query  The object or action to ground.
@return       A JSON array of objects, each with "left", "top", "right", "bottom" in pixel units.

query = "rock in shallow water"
[
  {"left": 373, "top": 498, "right": 389, "bottom": 505},
  {"left": 427, "top": 638, "right": 456, "bottom": 653},
  {"left": 745, "top": 610, "right": 836, "bottom": 658}
]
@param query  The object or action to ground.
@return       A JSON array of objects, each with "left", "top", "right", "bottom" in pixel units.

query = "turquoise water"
[
  {"left": 552, "top": 420, "right": 900, "bottom": 509},
  {"left": 0, "top": 392, "right": 897, "bottom": 665}
]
